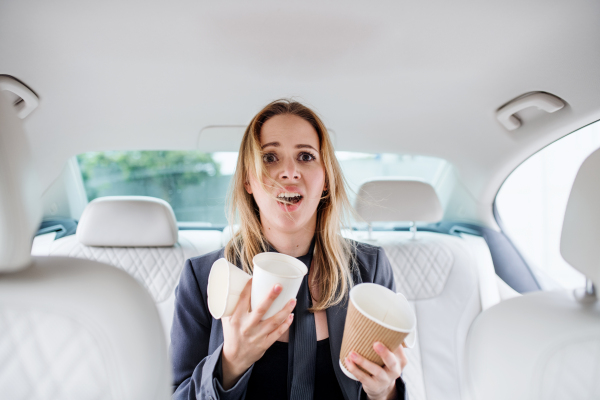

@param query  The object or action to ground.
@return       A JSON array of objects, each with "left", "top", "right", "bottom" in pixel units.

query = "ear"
[{"left": 244, "top": 179, "right": 253, "bottom": 194}]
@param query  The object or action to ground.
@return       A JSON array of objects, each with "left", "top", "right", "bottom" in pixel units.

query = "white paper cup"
[
  {"left": 339, "top": 283, "right": 417, "bottom": 380},
  {"left": 251, "top": 252, "right": 308, "bottom": 320},
  {"left": 207, "top": 258, "right": 252, "bottom": 319}
]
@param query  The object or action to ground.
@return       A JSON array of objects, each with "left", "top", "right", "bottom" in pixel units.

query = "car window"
[
  {"left": 495, "top": 120, "right": 600, "bottom": 290},
  {"left": 77, "top": 151, "right": 237, "bottom": 225},
  {"left": 77, "top": 151, "right": 451, "bottom": 227}
]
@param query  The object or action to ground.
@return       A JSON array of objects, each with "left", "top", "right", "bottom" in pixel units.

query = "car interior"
[{"left": 1, "top": 2, "right": 600, "bottom": 399}]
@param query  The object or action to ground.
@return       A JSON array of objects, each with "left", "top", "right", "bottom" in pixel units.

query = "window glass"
[
  {"left": 495, "top": 121, "right": 600, "bottom": 290},
  {"left": 337, "top": 152, "right": 454, "bottom": 228},
  {"left": 77, "top": 151, "right": 451, "bottom": 227},
  {"left": 77, "top": 151, "right": 237, "bottom": 225}
]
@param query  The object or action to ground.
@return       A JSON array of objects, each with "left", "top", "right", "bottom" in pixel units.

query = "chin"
[{"left": 273, "top": 216, "right": 309, "bottom": 232}]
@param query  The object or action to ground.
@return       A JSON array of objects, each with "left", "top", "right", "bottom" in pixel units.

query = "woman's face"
[{"left": 245, "top": 114, "right": 326, "bottom": 235}]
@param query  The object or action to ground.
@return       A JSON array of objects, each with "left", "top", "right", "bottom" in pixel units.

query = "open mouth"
[{"left": 277, "top": 192, "right": 303, "bottom": 205}]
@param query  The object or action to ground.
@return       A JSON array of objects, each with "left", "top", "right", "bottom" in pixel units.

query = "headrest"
[
  {"left": 355, "top": 179, "right": 443, "bottom": 223},
  {"left": 77, "top": 196, "right": 178, "bottom": 247},
  {"left": 222, "top": 224, "right": 240, "bottom": 246},
  {"left": 0, "top": 91, "right": 42, "bottom": 272},
  {"left": 560, "top": 147, "right": 600, "bottom": 287}
]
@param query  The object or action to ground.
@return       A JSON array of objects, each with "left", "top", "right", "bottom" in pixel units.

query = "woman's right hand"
[{"left": 221, "top": 278, "right": 296, "bottom": 390}]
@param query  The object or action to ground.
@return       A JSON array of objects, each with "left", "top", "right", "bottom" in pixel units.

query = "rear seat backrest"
[
  {"left": 46, "top": 196, "right": 222, "bottom": 341},
  {"left": 352, "top": 179, "right": 481, "bottom": 400}
]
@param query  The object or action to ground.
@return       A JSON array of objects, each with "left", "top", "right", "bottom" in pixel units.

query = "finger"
[
  {"left": 221, "top": 315, "right": 231, "bottom": 329},
  {"left": 395, "top": 344, "right": 408, "bottom": 371},
  {"left": 249, "top": 284, "right": 283, "bottom": 324},
  {"left": 374, "top": 342, "right": 399, "bottom": 373},
  {"left": 266, "top": 312, "right": 294, "bottom": 342},
  {"left": 344, "top": 357, "right": 375, "bottom": 386},
  {"left": 231, "top": 278, "right": 253, "bottom": 319},
  {"left": 260, "top": 298, "right": 296, "bottom": 335},
  {"left": 347, "top": 351, "right": 384, "bottom": 377}
]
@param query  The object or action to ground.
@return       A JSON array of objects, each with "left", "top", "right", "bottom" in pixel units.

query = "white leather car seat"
[
  {"left": 466, "top": 148, "right": 600, "bottom": 400},
  {"left": 42, "top": 196, "right": 222, "bottom": 341},
  {"left": 351, "top": 178, "right": 511, "bottom": 400},
  {"left": 0, "top": 83, "right": 171, "bottom": 399},
  {"left": 221, "top": 224, "right": 240, "bottom": 247}
]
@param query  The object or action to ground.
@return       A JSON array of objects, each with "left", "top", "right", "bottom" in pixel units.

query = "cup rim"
[
  {"left": 252, "top": 252, "right": 308, "bottom": 278},
  {"left": 350, "top": 283, "right": 416, "bottom": 333}
]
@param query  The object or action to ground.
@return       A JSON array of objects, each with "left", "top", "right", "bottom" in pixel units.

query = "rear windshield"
[{"left": 77, "top": 151, "right": 452, "bottom": 226}]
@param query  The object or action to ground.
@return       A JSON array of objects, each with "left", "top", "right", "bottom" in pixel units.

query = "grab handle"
[
  {"left": 497, "top": 92, "right": 564, "bottom": 131},
  {"left": 0, "top": 76, "right": 39, "bottom": 119}
]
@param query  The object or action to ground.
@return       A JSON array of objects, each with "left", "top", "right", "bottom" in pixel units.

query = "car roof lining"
[{"left": 2, "top": 1, "right": 600, "bottom": 226}]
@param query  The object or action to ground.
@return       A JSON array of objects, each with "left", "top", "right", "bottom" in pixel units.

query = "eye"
[
  {"left": 298, "top": 152, "right": 316, "bottom": 162},
  {"left": 262, "top": 152, "right": 278, "bottom": 164}
]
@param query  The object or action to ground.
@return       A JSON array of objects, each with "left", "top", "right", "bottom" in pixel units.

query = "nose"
[{"left": 279, "top": 157, "right": 300, "bottom": 180}]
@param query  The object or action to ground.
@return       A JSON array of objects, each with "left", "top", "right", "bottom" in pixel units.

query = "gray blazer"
[{"left": 171, "top": 241, "right": 408, "bottom": 400}]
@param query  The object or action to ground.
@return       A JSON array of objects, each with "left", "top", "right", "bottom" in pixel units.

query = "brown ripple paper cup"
[{"left": 339, "top": 283, "right": 416, "bottom": 380}]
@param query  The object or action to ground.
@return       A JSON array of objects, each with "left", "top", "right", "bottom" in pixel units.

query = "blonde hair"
[{"left": 224, "top": 99, "right": 356, "bottom": 311}]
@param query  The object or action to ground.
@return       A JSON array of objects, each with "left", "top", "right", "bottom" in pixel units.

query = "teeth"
[{"left": 277, "top": 192, "right": 301, "bottom": 198}]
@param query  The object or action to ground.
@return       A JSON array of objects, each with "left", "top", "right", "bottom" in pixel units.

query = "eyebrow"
[
  {"left": 261, "top": 142, "right": 280, "bottom": 149},
  {"left": 296, "top": 144, "right": 319, "bottom": 152},
  {"left": 261, "top": 142, "right": 318, "bottom": 152}
]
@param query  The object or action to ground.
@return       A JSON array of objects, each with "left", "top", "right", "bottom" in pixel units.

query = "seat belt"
[{"left": 460, "top": 233, "right": 501, "bottom": 311}]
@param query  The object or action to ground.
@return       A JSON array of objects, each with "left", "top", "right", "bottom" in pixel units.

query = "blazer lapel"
[{"left": 327, "top": 298, "right": 360, "bottom": 400}]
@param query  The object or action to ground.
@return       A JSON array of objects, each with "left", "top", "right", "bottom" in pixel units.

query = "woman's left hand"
[{"left": 344, "top": 342, "right": 408, "bottom": 400}]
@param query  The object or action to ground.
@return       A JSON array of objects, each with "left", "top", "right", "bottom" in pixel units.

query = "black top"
[{"left": 245, "top": 338, "right": 345, "bottom": 400}]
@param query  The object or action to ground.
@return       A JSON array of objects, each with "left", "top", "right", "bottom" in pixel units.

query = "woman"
[{"left": 171, "top": 99, "right": 408, "bottom": 400}]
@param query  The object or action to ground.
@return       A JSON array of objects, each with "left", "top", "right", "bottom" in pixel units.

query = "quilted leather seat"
[
  {"left": 351, "top": 179, "right": 487, "bottom": 400},
  {"left": 47, "top": 196, "right": 222, "bottom": 341},
  {"left": 0, "top": 84, "right": 171, "bottom": 399},
  {"left": 466, "top": 148, "right": 600, "bottom": 400}
]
